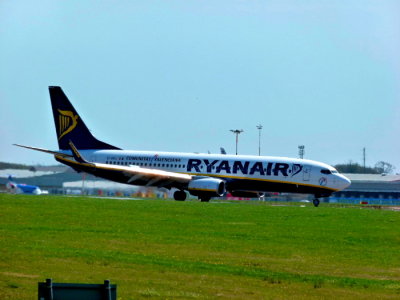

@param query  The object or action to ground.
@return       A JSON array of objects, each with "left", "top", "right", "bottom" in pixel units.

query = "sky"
[{"left": 1, "top": 0, "right": 399, "bottom": 171}]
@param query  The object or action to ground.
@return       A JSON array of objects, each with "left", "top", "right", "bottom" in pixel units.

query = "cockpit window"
[
  {"left": 321, "top": 169, "right": 332, "bottom": 174},
  {"left": 331, "top": 170, "right": 338, "bottom": 174}
]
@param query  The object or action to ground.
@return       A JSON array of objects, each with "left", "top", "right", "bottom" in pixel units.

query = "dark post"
[
  {"left": 46, "top": 278, "right": 53, "bottom": 300},
  {"left": 103, "top": 280, "right": 111, "bottom": 300}
]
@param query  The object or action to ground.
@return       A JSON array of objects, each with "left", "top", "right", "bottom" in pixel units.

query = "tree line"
[
  {"left": 334, "top": 161, "right": 395, "bottom": 174},
  {"left": 0, "top": 162, "right": 31, "bottom": 170}
]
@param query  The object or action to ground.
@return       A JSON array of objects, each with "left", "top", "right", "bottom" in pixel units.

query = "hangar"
[{"left": 331, "top": 173, "right": 400, "bottom": 205}]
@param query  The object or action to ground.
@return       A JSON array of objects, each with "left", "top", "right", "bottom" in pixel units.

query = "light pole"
[
  {"left": 230, "top": 129, "right": 243, "bottom": 155},
  {"left": 298, "top": 145, "right": 305, "bottom": 159},
  {"left": 256, "top": 124, "right": 263, "bottom": 156},
  {"left": 363, "top": 147, "right": 366, "bottom": 173}
]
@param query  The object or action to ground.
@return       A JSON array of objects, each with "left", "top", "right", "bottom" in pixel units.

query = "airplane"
[
  {"left": 6, "top": 175, "right": 42, "bottom": 195},
  {"left": 15, "top": 86, "right": 351, "bottom": 206}
]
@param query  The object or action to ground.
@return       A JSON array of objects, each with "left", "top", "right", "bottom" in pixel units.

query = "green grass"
[{"left": 1, "top": 194, "right": 399, "bottom": 299}]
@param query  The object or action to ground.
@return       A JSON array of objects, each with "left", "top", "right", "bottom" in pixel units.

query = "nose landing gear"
[{"left": 313, "top": 197, "right": 320, "bottom": 207}]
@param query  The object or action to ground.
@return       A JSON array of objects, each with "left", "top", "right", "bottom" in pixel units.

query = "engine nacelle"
[{"left": 188, "top": 177, "right": 226, "bottom": 197}]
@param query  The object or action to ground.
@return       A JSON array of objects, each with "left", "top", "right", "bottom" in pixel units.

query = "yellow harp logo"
[{"left": 58, "top": 109, "right": 79, "bottom": 140}]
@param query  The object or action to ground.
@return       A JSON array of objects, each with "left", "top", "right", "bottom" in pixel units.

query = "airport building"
[
  {"left": 62, "top": 180, "right": 168, "bottom": 199},
  {"left": 331, "top": 173, "right": 400, "bottom": 205}
]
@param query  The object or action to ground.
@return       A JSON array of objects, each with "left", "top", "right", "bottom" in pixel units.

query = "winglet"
[{"left": 68, "top": 140, "right": 89, "bottom": 164}]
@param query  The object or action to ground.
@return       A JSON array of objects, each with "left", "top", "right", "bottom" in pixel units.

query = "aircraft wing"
[
  {"left": 15, "top": 142, "right": 193, "bottom": 189},
  {"left": 56, "top": 155, "right": 192, "bottom": 188},
  {"left": 62, "top": 140, "right": 192, "bottom": 188},
  {"left": 104, "top": 163, "right": 191, "bottom": 185}
]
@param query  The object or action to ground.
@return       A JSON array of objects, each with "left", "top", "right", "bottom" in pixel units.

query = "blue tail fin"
[{"left": 49, "top": 86, "right": 120, "bottom": 150}]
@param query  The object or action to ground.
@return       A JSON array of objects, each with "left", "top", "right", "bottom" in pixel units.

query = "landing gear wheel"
[
  {"left": 199, "top": 196, "right": 211, "bottom": 202},
  {"left": 173, "top": 190, "right": 187, "bottom": 201},
  {"left": 313, "top": 198, "right": 320, "bottom": 207}
]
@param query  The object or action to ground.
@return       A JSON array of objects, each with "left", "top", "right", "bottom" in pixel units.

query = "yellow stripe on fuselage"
[
  {"left": 178, "top": 172, "right": 339, "bottom": 192},
  {"left": 56, "top": 156, "right": 94, "bottom": 168},
  {"left": 188, "top": 188, "right": 216, "bottom": 192}
]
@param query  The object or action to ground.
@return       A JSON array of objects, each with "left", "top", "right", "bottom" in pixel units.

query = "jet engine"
[{"left": 188, "top": 177, "right": 226, "bottom": 197}]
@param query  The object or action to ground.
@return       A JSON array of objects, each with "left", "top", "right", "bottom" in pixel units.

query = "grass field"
[{"left": 0, "top": 194, "right": 399, "bottom": 299}]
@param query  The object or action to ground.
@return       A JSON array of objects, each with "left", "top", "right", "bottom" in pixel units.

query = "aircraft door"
[{"left": 303, "top": 166, "right": 311, "bottom": 181}]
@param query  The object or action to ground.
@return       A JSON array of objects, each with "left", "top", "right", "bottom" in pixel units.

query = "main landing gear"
[
  {"left": 173, "top": 190, "right": 187, "bottom": 201},
  {"left": 199, "top": 195, "right": 211, "bottom": 202},
  {"left": 173, "top": 190, "right": 211, "bottom": 202},
  {"left": 313, "top": 197, "right": 320, "bottom": 207}
]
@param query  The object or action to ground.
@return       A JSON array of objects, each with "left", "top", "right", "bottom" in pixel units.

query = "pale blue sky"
[{"left": 1, "top": 0, "right": 399, "bottom": 170}]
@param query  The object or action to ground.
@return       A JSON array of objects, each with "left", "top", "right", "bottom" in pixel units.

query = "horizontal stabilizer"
[{"left": 13, "top": 144, "right": 73, "bottom": 157}]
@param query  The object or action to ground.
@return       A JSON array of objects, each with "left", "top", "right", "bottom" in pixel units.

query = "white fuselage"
[{"left": 61, "top": 149, "right": 351, "bottom": 195}]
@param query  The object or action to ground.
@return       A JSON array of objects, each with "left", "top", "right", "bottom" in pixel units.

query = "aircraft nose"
[{"left": 339, "top": 175, "right": 351, "bottom": 190}]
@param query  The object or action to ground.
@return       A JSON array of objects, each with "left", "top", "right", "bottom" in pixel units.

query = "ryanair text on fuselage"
[{"left": 187, "top": 159, "right": 302, "bottom": 177}]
